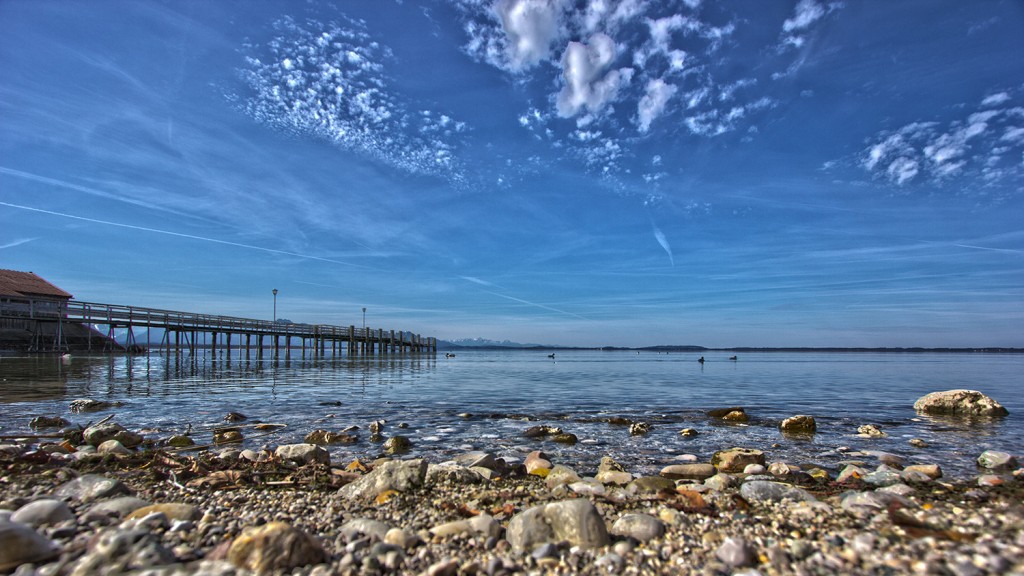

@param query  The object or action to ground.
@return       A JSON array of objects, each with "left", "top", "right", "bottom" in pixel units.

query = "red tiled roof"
[{"left": 0, "top": 269, "right": 73, "bottom": 299}]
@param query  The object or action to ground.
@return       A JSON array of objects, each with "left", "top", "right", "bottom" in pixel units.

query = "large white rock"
[{"left": 913, "top": 389, "right": 1008, "bottom": 417}]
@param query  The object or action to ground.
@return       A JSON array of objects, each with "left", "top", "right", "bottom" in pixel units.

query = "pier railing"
[{"left": 0, "top": 298, "right": 435, "bottom": 355}]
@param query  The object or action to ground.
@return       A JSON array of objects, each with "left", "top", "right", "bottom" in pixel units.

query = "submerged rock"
[
  {"left": 304, "top": 429, "right": 358, "bottom": 445},
  {"left": 29, "top": 416, "right": 70, "bottom": 429},
  {"left": 914, "top": 390, "right": 1008, "bottom": 417},
  {"left": 780, "top": 415, "right": 817, "bottom": 434}
]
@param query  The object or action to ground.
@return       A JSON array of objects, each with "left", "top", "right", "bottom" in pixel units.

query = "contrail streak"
[
  {"left": 0, "top": 201, "right": 371, "bottom": 269},
  {"left": 0, "top": 165, "right": 192, "bottom": 217},
  {"left": 483, "top": 290, "right": 588, "bottom": 320}
]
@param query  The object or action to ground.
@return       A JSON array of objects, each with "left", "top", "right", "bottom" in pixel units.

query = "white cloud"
[
  {"left": 637, "top": 78, "right": 677, "bottom": 132},
  {"left": 783, "top": 0, "right": 825, "bottom": 32},
  {"left": 859, "top": 90, "right": 1024, "bottom": 189},
  {"left": 555, "top": 33, "right": 632, "bottom": 118},
  {"left": 495, "top": 0, "right": 570, "bottom": 71},
  {"left": 982, "top": 92, "right": 1011, "bottom": 107},
  {"left": 238, "top": 15, "right": 467, "bottom": 182}
]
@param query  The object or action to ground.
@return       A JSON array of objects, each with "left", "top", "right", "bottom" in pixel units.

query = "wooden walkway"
[{"left": 0, "top": 299, "right": 436, "bottom": 356}]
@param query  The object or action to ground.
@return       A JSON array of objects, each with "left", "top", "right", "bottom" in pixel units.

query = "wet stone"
[
  {"left": 977, "top": 450, "right": 1018, "bottom": 471},
  {"left": 857, "top": 424, "right": 887, "bottom": 438},
  {"left": 913, "top": 389, "right": 1009, "bottom": 417},
  {"left": 383, "top": 435, "right": 412, "bottom": 454},
  {"left": 30, "top": 416, "right": 70, "bottom": 429},
  {"left": 83, "top": 422, "right": 143, "bottom": 448},
  {"left": 661, "top": 463, "right": 716, "bottom": 481},
  {"left": 712, "top": 447, "right": 766, "bottom": 473},
  {"left": 780, "top": 415, "right": 817, "bottom": 434},
  {"left": 304, "top": 429, "right": 357, "bottom": 445}
]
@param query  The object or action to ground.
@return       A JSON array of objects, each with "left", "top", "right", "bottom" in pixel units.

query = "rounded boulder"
[{"left": 913, "top": 389, "right": 1008, "bottom": 417}]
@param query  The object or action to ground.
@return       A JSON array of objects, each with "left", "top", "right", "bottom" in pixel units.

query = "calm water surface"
[{"left": 1, "top": 350, "right": 1020, "bottom": 478}]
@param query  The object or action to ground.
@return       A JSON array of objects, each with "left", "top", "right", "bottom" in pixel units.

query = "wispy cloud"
[
  {"left": 0, "top": 237, "right": 36, "bottom": 250},
  {"left": 0, "top": 201, "right": 372, "bottom": 269},
  {"left": 651, "top": 223, "right": 674, "bottom": 266},
  {"left": 483, "top": 290, "right": 588, "bottom": 320}
]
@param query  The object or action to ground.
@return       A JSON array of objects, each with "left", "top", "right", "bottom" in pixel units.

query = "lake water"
[{"left": 1, "top": 350, "right": 1020, "bottom": 479}]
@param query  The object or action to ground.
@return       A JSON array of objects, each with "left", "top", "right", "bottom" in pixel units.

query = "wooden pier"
[{"left": 0, "top": 299, "right": 436, "bottom": 356}]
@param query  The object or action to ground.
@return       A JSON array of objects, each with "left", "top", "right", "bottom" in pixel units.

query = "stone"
[
  {"left": 523, "top": 425, "right": 561, "bottom": 438},
  {"left": 340, "top": 518, "right": 392, "bottom": 541},
  {"left": 629, "top": 422, "right": 651, "bottom": 435},
  {"left": 628, "top": 476, "right": 676, "bottom": 493},
  {"left": 863, "top": 468, "right": 901, "bottom": 487},
  {"left": 70, "top": 528, "right": 175, "bottom": 576},
  {"left": 837, "top": 465, "right": 869, "bottom": 484},
  {"left": 167, "top": 435, "right": 195, "bottom": 448},
  {"left": 30, "top": 416, "right": 70, "bottom": 429},
  {"left": 88, "top": 497, "right": 152, "bottom": 518},
  {"left": 544, "top": 465, "right": 581, "bottom": 489},
  {"left": 55, "top": 474, "right": 130, "bottom": 502},
  {"left": 275, "top": 443, "right": 330, "bottom": 465},
  {"left": 598, "top": 456, "right": 625, "bottom": 473},
  {"left": 0, "top": 523, "right": 60, "bottom": 572},
  {"left": 913, "top": 390, "right": 1009, "bottom": 417},
  {"left": 712, "top": 448, "right": 766, "bottom": 472},
  {"left": 126, "top": 503, "right": 201, "bottom": 522},
  {"left": 383, "top": 528, "right": 421, "bottom": 550},
  {"left": 304, "top": 429, "right": 357, "bottom": 445},
  {"left": 506, "top": 499, "right": 610, "bottom": 550},
  {"left": 224, "top": 412, "right": 247, "bottom": 422},
  {"left": 704, "top": 473, "right": 734, "bottom": 492},
  {"left": 551, "top": 433, "right": 578, "bottom": 444},
  {"left": 227, "top": 521, "right": 327, "bottom": 573},
  {"left": 525, "top": 452, "right": 552, "bottom": 476},
  {"left": 840, "top": 491, "right": 891, "bottom": 515},
  {"left": 909, "top": 438, "right": 928, "bottom": 448},
  {"left": 430, "top": 514, "right": 500, "bottom": 540},
  {"left": 610, "top": 513, "right": 665, "bottom": 542},
  {"left": 779, "top": 415, "right": 817, "bottom": 434},
  {"left": 338, "top": 459, "right": 428, "bottom": 501},
  {"left": 740, "top": 480, "right": 816, "bottom": 504},
  {"left": 97, "top": 439, "right": 132, "bottom": 455},
  {"left": 214, "top": 429, "right": 244, "bottom": 444},
  {"left": 83, "top": 422, "right": 143, "bottom": 448},
  {"left": 595, "top": 470, "right": 633, "bottom": 486},
  {"left": 453, "top": 451, "right": 497, "bottom": 470},
  {"left": 857, "top": 424, "right": 886, "bottom": 438},
  {"left": 11, "top": 499, "right": 74, "bottom": 527},
  {"left": 977, "top": 450, "right": 1018, "bottom": 471},
  {"left": 723, "top": 410, "right": 750, "bottom": 423},
  {"left": 427, "top": 462, "right": 483, "bottom": 484},
  {"left": 743, "top": 464, "right": 766, "bottom": 475},
  {"left": 903, "top": 464, "right": 942, "bottom": 479},
  {"left": 383, "top": 436, "right": 412, "bottom": 454},
  {"left": 716, "top": 537, "right": 756, "bottom": 568},
  {"left": 707, "top": 407, "right": 745, "bottom": 418},
  {"left": 679, "top": 428, "right": 699, "bottom": 437},
  {"left": 69, "top": 399, "right": 121, "bottom": 412},
  {"left": 661, "top": 463, "right": 716, "bottom": 481}
]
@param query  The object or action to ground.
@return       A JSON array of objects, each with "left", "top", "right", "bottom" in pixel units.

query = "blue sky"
[{"left": 2, "top": 0, "right": 1022, "bottom": 348}]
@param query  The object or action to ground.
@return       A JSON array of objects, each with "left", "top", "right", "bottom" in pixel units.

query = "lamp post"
[
  {"left": 272, "top": 289, "right": 278, "bottom": 322},
  {"left": 362, "top": 307, "right": 366, "bottom": 329}
]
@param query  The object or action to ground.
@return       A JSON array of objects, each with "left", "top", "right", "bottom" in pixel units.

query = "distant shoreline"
[{"left": 440, "top": 344, "right": 1024, "bottom": 353}]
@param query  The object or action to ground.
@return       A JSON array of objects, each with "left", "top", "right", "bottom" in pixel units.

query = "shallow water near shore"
[{"left": 1, "top": 350, "right": 1020, "bottom": 478}]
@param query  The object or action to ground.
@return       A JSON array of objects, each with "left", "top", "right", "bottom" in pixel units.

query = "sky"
[{"left": 1, "top": 0, "right": 1023, "bottom": 348}]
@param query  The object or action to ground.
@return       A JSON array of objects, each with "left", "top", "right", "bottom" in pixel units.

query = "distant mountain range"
[{"left": 438, "top": 337, "right": 547, "bottom": 349}]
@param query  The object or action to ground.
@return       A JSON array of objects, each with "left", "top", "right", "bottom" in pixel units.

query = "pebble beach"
[{"left": 2, "top": 389, "right": 1022, "bottom": 576}]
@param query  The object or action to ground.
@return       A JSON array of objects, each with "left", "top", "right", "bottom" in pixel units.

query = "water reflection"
[{"left": 0, "top": 350, "right": 1019, "bottom": 479}]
